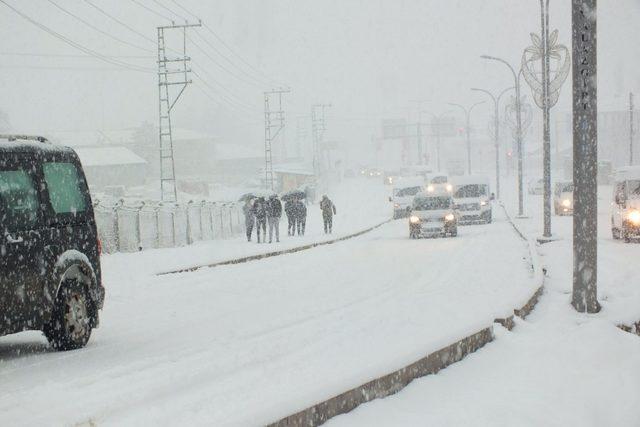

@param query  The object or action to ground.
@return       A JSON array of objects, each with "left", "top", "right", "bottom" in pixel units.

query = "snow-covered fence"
[{"left": 93, "top": 199, "right": 243, "bottom": 254}]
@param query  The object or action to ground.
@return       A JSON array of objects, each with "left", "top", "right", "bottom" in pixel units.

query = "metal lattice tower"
[
  {"left": 311, "top": 104, "right": 331, "bottom": 179},
  {"left": 157, "top": 22, "right": 201, "bottom": 202},
  {"left": 263, "top": 88, "right": 290, "bottom": 190}
]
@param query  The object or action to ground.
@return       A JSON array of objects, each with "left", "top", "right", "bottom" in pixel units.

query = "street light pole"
[
  {"left": 471, "top": 86, "right": 514, "bottom": 200},
  {"left": 448, "top": 101, "right": 485, "bottom": 175},
  {"left": 572, "top": 0, "right": 599, "bottom": 313},
  {"left": 540, "top": 0, "right": 553, "bottom": 238},
  {"left": 481, "top": 55, "right": 525, "bottom": 216}
]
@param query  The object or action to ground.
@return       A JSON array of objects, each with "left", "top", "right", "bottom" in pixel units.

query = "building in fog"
[{"left": 74, "top": 146, "right": 148, "bottom": 191}]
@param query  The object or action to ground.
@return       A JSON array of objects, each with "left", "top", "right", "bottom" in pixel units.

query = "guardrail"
[{"left": 93, "top": 199, "right": 243, "bottom": 254}]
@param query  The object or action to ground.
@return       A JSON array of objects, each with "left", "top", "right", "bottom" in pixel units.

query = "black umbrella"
[
  {"left": 281, "top": 190, "right": 306, "bottom": 201},
  {"left": 238, "top": 193, "right": 257, "bottom": 202}
]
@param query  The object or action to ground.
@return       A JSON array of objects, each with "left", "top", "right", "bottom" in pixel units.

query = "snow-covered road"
[
  {"left": 330, "top": 184, "right": 640, "bottom": 427},
  {"left": 0, "top": 205, "right": 536, "bottom": 426}
]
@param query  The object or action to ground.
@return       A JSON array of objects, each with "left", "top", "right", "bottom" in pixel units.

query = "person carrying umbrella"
[
  {"left": 284, "top": 198, "right": 296, "bottom": 236},
  {"left": 252, "top": 196, "right": 267, "bottom": 243},
  {"left": 243, "top": 197, "right": 256, "bottom": 242},
  {"left": 294, "top": 198, "right": 307, "bottom": 236}
]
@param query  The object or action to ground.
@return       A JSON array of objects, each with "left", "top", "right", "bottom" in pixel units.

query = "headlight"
[
  {"left": 427, "top": 185, "right": 434, "bottom": 193},
  {"left": 627, "top": 210, "right": 640, "bottom": 225},
  {"left": 394, "top": 203, "right": 400, "bottom": 208},
  {"left": 446, "top": 184, "right": 453, "bottom": 192},
  {"left": 409, "top": 215, "right": 421, "bottom": 224},
  {"left": 480, "top": 200, "right": 487, "bottom": 206},
  {"left": 445, "top": 213, "right": 455, "bottom": 222},
  {"left": 562, "top": 199, "right": 571, "bottom": 208}
]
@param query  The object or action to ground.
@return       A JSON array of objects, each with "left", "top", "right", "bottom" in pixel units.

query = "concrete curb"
[
  {"left": 267, "top": 206, "right": 547, "bottom": 427},
  {"left": 157, "top": 219, "right": 392, "bottom": 276},
  {"left": 268, "top": 328, "right": 494, "bottom": 427}
]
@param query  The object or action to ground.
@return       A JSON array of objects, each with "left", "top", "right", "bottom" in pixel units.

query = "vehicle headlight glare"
[
  {"left": 445, "top": 213, "right": 455, "bottom": 222},
  {"left": 446, "top": 184, "right": 453, "bottom": 192},
  {"left": 427, "top": 185, "right": 434, "bottom": 193},
  {"left": 394, "top": 203, "right": 400, "bottom": 208},
  {"left": 562, "top": 199, "right": 571, "bottom": 208},
  {"left": 409, "top": 215, "right": 421, "bottom": 224},
  {"left": 480, "top": 200, "right": 487, "bottom": 206},
  {"left": 628, "top": 210, "right": 640, "bottom": 225}
]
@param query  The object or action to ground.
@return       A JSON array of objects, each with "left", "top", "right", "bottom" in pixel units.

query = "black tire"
[
  {"left": 624, "top": 230, "right": 632, "bottom": 243},
  {"left": 612, "top": 228, "right": 620, "bottom": 240},
  {"left": 450, "top": 227, "right": 458, "bottom": 237},
  {"left": 44, "top": 280, "right": 93, "bottom": 351}
]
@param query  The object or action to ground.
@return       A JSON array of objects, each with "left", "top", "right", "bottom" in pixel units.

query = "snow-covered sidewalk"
[{"left": 102, "top": 177, "right": 393, "bottom": 277}]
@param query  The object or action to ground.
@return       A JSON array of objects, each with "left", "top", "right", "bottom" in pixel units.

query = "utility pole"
[
  {"left": 296, "top": 116, "right": 308, "bottom": 159},
  {"left": 630, "top": 92, "right": 635, "bottom": 165},
  {"left": 157, "top": 21, "right": 201, "bottom": 202},
  {"left": 448, "top": 101, "right": 485, "bottom": 174},
  {"left": 264, "top": 88, "right": 290, "bottom": 191},
  {"left": 572, "top": 0, "right": 600, "bottom": 313},
  {"left": 312, "top": 104, "right": 331, "bottom": 180}
]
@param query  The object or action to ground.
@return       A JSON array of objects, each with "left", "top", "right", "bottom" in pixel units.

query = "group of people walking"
[{"left": 243, "top": 193, "right": 337, "bottom": 243}]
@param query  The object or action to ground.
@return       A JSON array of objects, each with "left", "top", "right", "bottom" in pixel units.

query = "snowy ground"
[
  {"left": 103, "top": 177, "right": 393, "bottom": 276},
  {"left": 330, "top": 180, "right": 640, "bottom": 427},
  {"left": 0, "top": 180, "right": 538, "bottom": 426}
]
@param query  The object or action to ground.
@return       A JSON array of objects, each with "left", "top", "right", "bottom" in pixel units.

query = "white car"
[
  {"left": 452, "top": 175, "right": 492, "bottom": 224},
  {"left": 390, "top": 177, "right": 425, "bottom": 219},
  {"left": 611, "top": 166, "right": 640, "bottom": 242},
  {"left": 424, "top": 173, "right": 453, "bottom": 195},
  {"left": 553, "top": 181, "right": 574, "bottom": 215},
  {"left": 409, "top": 193, "right": 458, "bottom": 238}
]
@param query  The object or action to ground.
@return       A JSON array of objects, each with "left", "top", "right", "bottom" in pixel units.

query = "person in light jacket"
[{"left": 266, "top": 194, "right": 282, "bottom": 243}]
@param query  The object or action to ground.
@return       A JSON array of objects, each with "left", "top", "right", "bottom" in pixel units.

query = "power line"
[
  {"left": 167, "top": 0, "right": 284, "bottom": 87},
  {"left": 151, "top": 0, "right": 185, "bottom": 21},
  {"left": 0, "top": 0, "right": 154, "bottom": 73},
  {"left": 83, "top": 0, "right": 157, "bottom": 45},
  {"left": 187, "top": 33, "right": 265, "bottom": 90},
  {"left": 128, "top": 0, "right": 172, "bottom": 22},
  {"left": 0, "top": 51, "right": 154, "bottom": 59},
  {"left": 191, "top": 68, "right": 262, "bottom": 115},
  {"left": 46, "top": 0, "right": 155, "bottom": 53}
]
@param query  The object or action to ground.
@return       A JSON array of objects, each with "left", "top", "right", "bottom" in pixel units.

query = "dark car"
[{"left": 0, "top": 135, "right": 104, "bottom": 350}]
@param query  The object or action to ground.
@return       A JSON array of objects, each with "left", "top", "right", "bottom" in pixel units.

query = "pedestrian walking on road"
[
  {"left": 243, "top": 198, "right": 256, "bottom": 242},
  {"left": 267, "top": 194, "right": 282, "bottom": 243},
  {"left": 320, "top": 195, "right": 337, "bottom": 234},
  {"left": 252, "top": 197, "right": 267, "bottom": 243},
  {"left": 284, "top": 199, "right": 295, "bottom": 236},
  {"left": 294, "top": 199, "right": 307, "bottom": 236}
]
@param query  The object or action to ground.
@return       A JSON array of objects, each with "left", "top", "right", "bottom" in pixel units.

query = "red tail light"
[{"left": 97, "top": 239, "right": 102, "bottom": 256}]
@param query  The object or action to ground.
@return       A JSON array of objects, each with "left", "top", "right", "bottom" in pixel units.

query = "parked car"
[
  {"left": 528, "top": 178, "right": 544, "bottom": 195},
  {"left": 408, "top": 193, "right": 458, "bottom": 238},
  {"left": 452, "top": 175, "right": 492, "bottom": 224},
  {"left": 0, "top": 134, "right": 104, "bottom": 350},
  {"left": 390, "top": 177, "right": 425, "bottom": 219},
  {"left": 553, "top": 181, "right": 574, "bottom": 215},
  {"left": 611, "top": 166, "right": 640, "bottom": 242}
]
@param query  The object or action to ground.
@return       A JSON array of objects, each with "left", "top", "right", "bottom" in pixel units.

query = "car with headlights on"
[
  {"left": 611, "top": 166, "right": 640, "bottom": 242},
  {"left": 452, "top": 175, "right": 492, "bottom": 224},
  {"left": 390, "top": 177, "right": 425, "bottom": 219},
  {"left": 408, "top": 193, "right": 458, "bottom": 238},
  {"left": 424, "top": 173, "right": 453, "bottom": 195},
  {"left": 553, "top": 181, "right": 574, "bottom": 215}
]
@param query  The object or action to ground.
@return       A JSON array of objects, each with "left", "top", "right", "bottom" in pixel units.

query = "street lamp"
[
  {"left": 447, "top": 101, "right": 485, "bottom": 175},
  {"left": 481, "top": 55, "right": 525, "bottom": 217},
  {"left": 471, "top": 86, "right": 514, "bottom": 200}
]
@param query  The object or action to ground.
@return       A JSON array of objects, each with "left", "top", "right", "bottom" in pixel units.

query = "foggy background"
[{"left": 1, "top": 0, "right": 639, "bottom": 171}]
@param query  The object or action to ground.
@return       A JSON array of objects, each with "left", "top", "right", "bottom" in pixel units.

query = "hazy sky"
[{"left": 1, "top": 0, "right": 639, "bottom": 157}]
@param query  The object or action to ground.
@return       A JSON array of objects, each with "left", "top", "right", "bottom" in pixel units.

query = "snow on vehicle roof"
[
  {"left": 0, "top": 136, "right": 74, "bottom": 154},
  {"left": 392, "top": 176, "right": 425, "bottom": 189},
  {"left": 614, "top": 166, "right": 640, "bottom": 181},
  {"left": 451, "top": 175, "right": 490, "bottom": 186},
  {"left": 74, "top": 146, "right": 147, "bottom": 167}
]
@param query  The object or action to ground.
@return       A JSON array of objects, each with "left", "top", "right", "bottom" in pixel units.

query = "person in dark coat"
[
  {"left": 252, "top": 197, "right": 267, "bottom": 243},
  {"left": 243, "top": 198, "right": 255, "bottom": 242},
  {"left": 294, "top": 199, "right": 307, "bottom": 236},
  {"left": 284, "top": 199, "right": 295, "bottom": 236},
  {"left": 266, "top": 194, "right": 282, "bottom": 243},
  {"left": 320, "top": 195, "right": 337, "bottom": 234}
]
